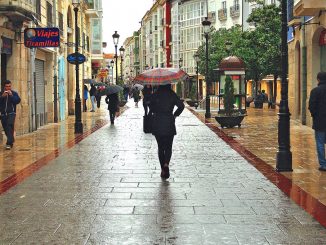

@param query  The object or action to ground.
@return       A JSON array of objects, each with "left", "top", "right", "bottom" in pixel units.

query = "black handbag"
[{"left": 143, "top": 114, "right": 152, "bottom": 133}]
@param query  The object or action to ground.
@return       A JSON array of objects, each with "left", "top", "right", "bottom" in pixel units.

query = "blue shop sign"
[
  {"left": 24, "top": 28, "right": 60, "bottom": 48},
  {"left": 67, "top": 52, "right": 86, "bottom": 65}
]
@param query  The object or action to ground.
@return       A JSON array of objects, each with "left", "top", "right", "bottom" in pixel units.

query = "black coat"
[
  {"left": 308, "top": 80, "right": 326, "bottom": 131},
  {"left": 149, "top": 87, "right": 184, "bottom": 136},
  {"left": 105, "top": 93, "right": 119, "bottom": 112}
]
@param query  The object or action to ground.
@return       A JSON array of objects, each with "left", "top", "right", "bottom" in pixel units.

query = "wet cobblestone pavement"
[{"left": 0, "top": 102, "right": 326, "bottom": 244}]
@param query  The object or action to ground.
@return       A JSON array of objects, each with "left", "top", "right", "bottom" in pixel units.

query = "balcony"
[
  {"left": 230, "top": 4, "right": 240, "bottom": 18},
  {"left": 218, "top": 8, "right": 227, "bottom": 21},
  {"left": 294, "top": 0, "right": 326, "bottom": 16},
  {"left": 84, "top": 0, "right": 99, "bottom": 18},
  {"left": 0, "top": 0, "right": 36, "bottom": 25}
]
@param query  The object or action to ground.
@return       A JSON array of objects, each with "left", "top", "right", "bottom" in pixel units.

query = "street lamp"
[
  {"left": 194, "top": 53, "right": 200, "bottom": 102},
  {"left": 110, "top": 60, "right": 114, "bottom": 84},
  {"left": 202, "top": 16, "right": 211, "bottom": 118},
  {"left": 119, "top": 46, "right": 125, "bottom": 84},
  {"left": 72, "top": 0, "right": 82, "bottom": 133},
  {"left": 112, "top": 31, "right": 120, "bottom": 84},
  {"left": 179, "top": 57, "right": 183, "bottom": 68},
  {"left": 276, "top": 0, "right": 292, "bottom": 171}
]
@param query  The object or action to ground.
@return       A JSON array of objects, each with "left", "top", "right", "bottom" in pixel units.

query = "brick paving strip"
[
  {"left": 0, "top": 103, "right": 326, "bottom": 244},
  {"left": 188, "top": 107, "right": 326, "bottom": 228}
]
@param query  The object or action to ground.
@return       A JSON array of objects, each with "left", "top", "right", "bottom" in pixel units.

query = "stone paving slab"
[{"left": 0, "top": 101, "right": 326, "bottom": 244}]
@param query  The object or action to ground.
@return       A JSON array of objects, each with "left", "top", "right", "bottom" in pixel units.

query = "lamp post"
[
  {"left": 119, "top": 46, "right": 125, "bottom": 84},
  {"left": 72, "top": 0, "right": 82, "bottom": 134},
  {"left": 194, "top": 53, "right": 200, "bottom": 102},
  {"left": 202, "top": 17, "right": 211, "bottom": 118},
  {"left": 276, "top": 0, "right": 292, "bottom": 172},
  {"left": 112, "top": 31, "right": 120, "bottom": 84},
  {"left": 110, "top": 60, "right": 114, "bottom": 84},
  {"left": 179, "top": 57, "right": 183, "bottom": 68}
]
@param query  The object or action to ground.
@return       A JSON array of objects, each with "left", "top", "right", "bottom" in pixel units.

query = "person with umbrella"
[
  {"left": 133, "top": 68, "right": 188, "bottom": 178},
  {"left": 105, "top": 92, "right": 119, "bottom": 125},
  {"left": 103, "top": 84, "right": 123, "bottom": 124},
  {"left": 149, "top": 84, "right": 184, "bottom": 179},
  {"left": 133, "top": 87, "right": 140, "bottom": 107}
]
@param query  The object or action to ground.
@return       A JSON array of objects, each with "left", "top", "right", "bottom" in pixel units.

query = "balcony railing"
[
  {"left": 218, "top": 8, "right": 227, "bottom": 21},
  {"left": 230, "top": 4, "right": 240, "bottom": 18},
  {"left": 294, "top": 0, "right": 326, "bottom": 16},
  {"left": 0, "top": 0, "right": 36, "bottom": 22}
]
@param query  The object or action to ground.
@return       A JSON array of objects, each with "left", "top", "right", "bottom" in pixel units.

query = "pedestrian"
[
  {"left": 123, "top": 85, "right": 130, "bottom": 102},
  {"left": 95, "top": 87, "right": 101, "bottom": 108},
  {"left": 0, "top": 80, "right": 21, "bottom": 150},
  {"left": 149, "top": 84, "right": 185, "bottom": 179},
  {"left": 142, "top": 85, "right": 152, "bottom": 116},
  {"left": 105, "top": 93, "right": 119, "bottom": 124},
  {"left": 133, "top": 87, "right": 140, "bottom": 107},
  {"left": 89, "top": 84, "right": 96, "bottom": 112},
  {"left": 83, "top": 85, "right": 89, "bottom": 112},
  {"left": 308, "top": 71, "right": 326, "bottom": 171}
]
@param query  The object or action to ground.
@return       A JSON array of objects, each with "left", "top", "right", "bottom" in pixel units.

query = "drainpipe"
[
  {"left": 28, "top": 19, "right": 36, "bottom": 131},
  {"left": 81, "top": 4, "right": 85, "bottom": 82},
  {"left": 53, "top": 0, "right": 58, "bottom": 123},
  {"left": 301, "top": 17, "right": 307, "bottom": 125}
]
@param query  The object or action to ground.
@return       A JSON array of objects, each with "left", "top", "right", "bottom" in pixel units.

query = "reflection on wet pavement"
[{"left": 0, "top": 101, "right": 325, "bottom": 244}]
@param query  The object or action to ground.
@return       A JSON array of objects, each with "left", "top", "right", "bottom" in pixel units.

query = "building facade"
[
  {"left": 288, "top": 0, "right": 326, "bottom": 126},
  {"left": 0, "top": 0, "right": 96, "bottom": 136}
]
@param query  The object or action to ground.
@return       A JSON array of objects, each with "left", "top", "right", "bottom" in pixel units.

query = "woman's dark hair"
[
  {"left": 159, "top": 84, "right": 172, "bottom": 90},
  {"left": 317, "top": 72, "right": 326, "bottom": 82},
  {"left": 84, "top": 85, "right": 88, "bottom": 90}
]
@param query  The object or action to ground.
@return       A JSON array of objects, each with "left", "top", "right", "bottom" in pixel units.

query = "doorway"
[{"left": 1, "top": 54, "right": 7, "bottom": 90}]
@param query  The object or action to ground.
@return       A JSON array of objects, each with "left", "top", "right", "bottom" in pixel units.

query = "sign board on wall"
[{"left": 24, "top": 28, "right": 60, "bottom": 48}]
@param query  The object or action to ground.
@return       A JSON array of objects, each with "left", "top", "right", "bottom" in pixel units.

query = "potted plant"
[{"left": 215, "top": 76, "right": 246, "bottom": 128}]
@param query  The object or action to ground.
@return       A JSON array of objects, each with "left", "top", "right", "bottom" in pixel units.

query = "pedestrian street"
[{"left": 0, "top": 102, "right": 326, "bottom": 244}]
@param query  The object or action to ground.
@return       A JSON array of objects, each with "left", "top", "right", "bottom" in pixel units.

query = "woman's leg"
[
  {"left": 155, "top": 136, "right": 165, "bottom": 169},
  {"left": 109, "top": 110, "right": 115, "bottom": 124},
  {"left": 163, "top": 136, "right": 174, "bottom": 165}
]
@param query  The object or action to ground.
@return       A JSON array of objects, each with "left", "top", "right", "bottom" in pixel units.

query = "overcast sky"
[{"left": 102, "top": 0, "right": 154, "bottom": 54}]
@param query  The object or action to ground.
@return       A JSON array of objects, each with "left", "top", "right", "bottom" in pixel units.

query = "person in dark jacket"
[
  {"left": 105, "top": 93, "right": 119, "bottom": 124},
  {"left": 123, "top": 86, "right": 130, "bottom": 102},
  {"left": 0, "top": 80, "right": 21, "bottom": 150},
  {"left": 149, "top": 84, "right": 185, "bottom": 178},
  {"left": 308, "top": 71, "right": 326, "bottom": 171},
  {"left": 133, "top": 88, "right": 140, "bottom": 107},
  {"left": 95, "top": 87, "right": 101, "bottom": 108},
  {"left": 142, "top": 85, "right": 152, "bottom": 116}
]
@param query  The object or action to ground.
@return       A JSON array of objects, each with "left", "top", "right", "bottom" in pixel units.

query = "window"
[
  {"left": 58, "top": 12, "right": 63, "bottom": 35},
  {"left": 47, "top": 2, "right": 53, "bottom": 27},
  {"left": 36, "top": 0, "right": 41, "bottom": 21}
]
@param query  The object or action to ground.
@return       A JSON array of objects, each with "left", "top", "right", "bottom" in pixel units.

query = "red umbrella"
[{"left": 133, "top": 68, "right": 188, "bottom": 86}]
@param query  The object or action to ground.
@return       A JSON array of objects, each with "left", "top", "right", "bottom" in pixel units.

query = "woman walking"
[
  {"left": 105, "top": 93, "right": 119, "bottom": 124},
  {"left": 149, "top": 84, "right": 184, "bottom": 179}
]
